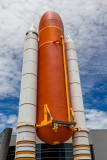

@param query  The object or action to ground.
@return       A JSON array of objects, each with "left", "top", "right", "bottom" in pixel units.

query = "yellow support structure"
[
  {"left": 61, "top": 36, "right": 71, "bottom": 122},
  {"left": 37, "top": 104, "right": 53, "bottom": 128},
  {"left": 36, "top": 104, "right": 76, "bottom": 131}
]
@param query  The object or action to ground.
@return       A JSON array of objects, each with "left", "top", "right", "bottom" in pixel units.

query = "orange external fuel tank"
[{"left": 37, "top": 10, "right": 73, "bottom": 145}]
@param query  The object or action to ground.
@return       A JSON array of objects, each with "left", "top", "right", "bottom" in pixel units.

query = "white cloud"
[
  {"left": 7, "top": 115, "right": 17, "bottom": 124},
  {"left": 0, "top": 123, "right": 6, "bottom": 129},
  {"left": 85, "top": 109, "right": 107, "bottom": 129},
  {"left": 0, "top": 113, "right": 7, "bottom": 122},
  {"left": 0, "top": 113, "right": 17, "bottom": 134}
]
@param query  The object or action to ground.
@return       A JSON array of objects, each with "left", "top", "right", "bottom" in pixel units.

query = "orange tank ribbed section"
[{"left": 37, "top": 10, "right": 73, "bottom": 145}]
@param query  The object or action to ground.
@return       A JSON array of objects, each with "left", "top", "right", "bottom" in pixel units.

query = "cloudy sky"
[{"left": 0, "top": 0, "right": 107, "bottom": 134}]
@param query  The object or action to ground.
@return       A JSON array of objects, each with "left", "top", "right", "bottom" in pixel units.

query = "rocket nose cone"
[
  {"left": 29, "top": 24, "right": 37, "bottom": 32},
  {"left": 39, "top": 10, "right": 63, "bottom": 31},
  {"left": 41, "top": 10, "right": 62, "bottom": 22},
  {"left": 26, "top": 24, "right": 37, "bottom": 35},
  {"left": 66, "top": 35, "right": 74, "bottom": 42}
]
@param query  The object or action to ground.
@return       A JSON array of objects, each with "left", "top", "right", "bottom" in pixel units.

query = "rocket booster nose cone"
[
  {"left": 66, "top": 35, "right": 75, "bottom": 50},
  {"left": 27, "top": 24, "right": 37, "bottom": 34},
  {"left": 67, "top": 35, "right": 71, "bottom": 40},
  {"left": 67, "top": 35, "right": 74, "bottom": 42}
]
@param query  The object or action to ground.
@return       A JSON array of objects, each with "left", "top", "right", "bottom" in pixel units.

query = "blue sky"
[{"left": 0, "top": 0, "right": 107, "bottom": 134}]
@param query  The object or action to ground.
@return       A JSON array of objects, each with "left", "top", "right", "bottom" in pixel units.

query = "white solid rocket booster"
[
  {"left": 66, "top": 36, "right": 91, "bottom": 160},
  {"left": 15, "top": 25, "right": 38, "bottom": 159}
]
